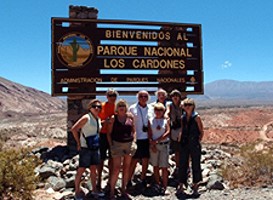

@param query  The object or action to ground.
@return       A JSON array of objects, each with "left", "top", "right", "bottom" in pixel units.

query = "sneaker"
[
  {"left": 160, "top": 187, "right": 165, "bottom": 195},
  {"left": 74, "top": 195, "right": 83, "bottom": 200},
  {"left": 141, "top": 179, "right": 147, "bottom": 188},
  {"left": 91, "top": 191, "right": 105, "bottom": 198},
  {"left": 192, "top": 190, "right": 200, "bottom": 198},
  {"left": 176, "top": 184, "right": 185, "bottom": 195}
]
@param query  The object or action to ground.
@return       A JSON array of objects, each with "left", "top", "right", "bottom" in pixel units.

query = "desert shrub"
[
  {"left": 221, "top": 141, "right": 273, "bottom": 188},
  {"left": 0, "top": 148, "right": 40, "bottom": 200}
]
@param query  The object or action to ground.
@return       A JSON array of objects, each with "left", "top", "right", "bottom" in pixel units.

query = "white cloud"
[{"left": 221, "top": 60, "right": 232, "bottom": 69}]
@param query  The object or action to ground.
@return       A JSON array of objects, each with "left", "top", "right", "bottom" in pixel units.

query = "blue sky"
[{"left": 1, "top": 0, "right": 273, "bottom": 94}]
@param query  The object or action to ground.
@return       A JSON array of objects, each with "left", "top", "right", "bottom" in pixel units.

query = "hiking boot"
[
  {"left": 160, "top": 187, "right": 170, "bottom": 196},
  {"left": 126, "top": 180, "right": 133, "bottom": 188},
  {"left": 151, "top": 184, "right": 161, "bottom": 194}
]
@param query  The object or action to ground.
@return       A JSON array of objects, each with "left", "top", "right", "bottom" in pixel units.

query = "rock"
[
  {"left": 47, "top": 145, "right": 69, "bottom": 162},
  {"left": 65, "top": 171, "right": 76, "bottom": 179},
  {"left": 53, "top": 190, "right": 74, "bottom": 200},
  {"left": 34, "top": 143, "right": 259, "bottom": 199},
  {"left": 207, "top": 172, "right": 224, "bottom": 190},
  {"left": 47, "top": 176, "right": 66, "bottom": 191},
  {"left": 69, "top": 156, "right": 79, "bottom": 171},
  {"left": 38, "top": 165, "right": 57, "bottom": 179},
  {"left": 200, "top": 176, "right": 210, "bottom": 185},
  {"left": 46, "top": 187, "right": 55, "bottom": 194},
  {"left": 47, "top": 160, "right": 63, "bottom": 170},
  {"left": 208, "top": 180, "right": 225, "bottom": 190},
  {"left": 207, "top": 159, "right": 222, "bottom": 168},
  {"left": 65, "top": 176, "right": 75, "bottom": 188},
  {"left": 63, "top": 159, "right": 70, "bottom": 166},
  {"left": 32, "top": 147, "right": 49, "bottom": 155},
  {"left": 202, "top": 168, "right": 211, "bottom": 177}
]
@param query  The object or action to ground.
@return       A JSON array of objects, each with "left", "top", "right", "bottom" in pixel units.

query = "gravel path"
[{"left": 128, "top": 187, "right": 273, "bottom": 200}]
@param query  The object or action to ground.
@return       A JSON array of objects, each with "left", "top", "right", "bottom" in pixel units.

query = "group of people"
[{"left": 71, "top": 88, "right": 204, "bottom": 200}]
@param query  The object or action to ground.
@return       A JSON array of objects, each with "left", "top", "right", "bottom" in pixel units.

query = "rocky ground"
[
  {"left": 1, "top": 104, "right": 273, "bottom": 199},
  {"left": 31, "top": 143, "right": 273, "bottom": 200}
]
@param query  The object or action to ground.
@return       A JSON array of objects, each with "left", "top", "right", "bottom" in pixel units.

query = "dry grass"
[{"left": 221, "top": 140, "right": 273, "bottom": 188}]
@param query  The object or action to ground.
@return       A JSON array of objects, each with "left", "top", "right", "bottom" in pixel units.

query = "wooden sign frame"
[{"left": 52, "top": 18, "right": 203, "bottom": 96}]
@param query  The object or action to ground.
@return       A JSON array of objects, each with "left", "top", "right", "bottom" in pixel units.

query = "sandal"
[{"left": 121, "top": 192, "right": 131, "bottom": 199}]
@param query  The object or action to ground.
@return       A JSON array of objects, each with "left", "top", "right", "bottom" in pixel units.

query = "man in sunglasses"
[
  {"left": 97, "top": 88, "right": 118, "bottom": 192},
  {"left": 128, "top": 90, "right": 152, "bottom": 189}
]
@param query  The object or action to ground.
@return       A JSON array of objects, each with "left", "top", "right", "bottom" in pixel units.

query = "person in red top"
[{"left": 97, "top": 88, "right": 118, "bottom": 191}]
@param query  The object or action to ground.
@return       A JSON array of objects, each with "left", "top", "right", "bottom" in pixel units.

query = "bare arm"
[
  {"left": 71, "top": 114, "right": 88, "bottom": 150},
  {"left": 164, "top": 104, "right": 171, "bottom": 119},
  {"left": 107, "top": 115, "right": 115, "bottom": 147},
  {"left": 148, "top": 120, "right": 153, "bottom": 143},
  {"left": 128, "top": 113, "right": 137, "bottom": 142}
]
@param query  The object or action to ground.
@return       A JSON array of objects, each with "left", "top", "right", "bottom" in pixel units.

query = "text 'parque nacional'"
[{"left": 52, "top": 18, "right": 203, "bottom": 95}]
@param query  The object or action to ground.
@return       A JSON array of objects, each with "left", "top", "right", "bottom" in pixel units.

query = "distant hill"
[
  {"left": 193, "top": 80, "right": 273, "bottom": 107},
  {"left": 205, "top": 80, "right": 273, "bottom": 99},
  {"left": 0, "top": 77, "right": 66, "bottom": 121}
]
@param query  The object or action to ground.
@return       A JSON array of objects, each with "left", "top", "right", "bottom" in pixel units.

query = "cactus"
[{"left": 70, "top": 38, "right": 80, "bottom": 62}]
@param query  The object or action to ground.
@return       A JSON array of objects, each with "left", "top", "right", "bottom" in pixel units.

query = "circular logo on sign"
[{"left": 57, "top": 33, "right": 94, "bottom": 68}]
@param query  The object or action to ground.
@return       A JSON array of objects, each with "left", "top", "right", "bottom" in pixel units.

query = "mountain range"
[
  {"left": 0, "top": 77, "right": 66, "bottom": 121},
  {"left": 193, "top": 79, "right": 273, "bottom": 107},
  {"left": 1, "top": 76, "right": 273, "bottom": 120}
]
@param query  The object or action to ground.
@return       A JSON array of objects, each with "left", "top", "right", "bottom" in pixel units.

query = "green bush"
[
  {"left": 221, "top": 141, "right": 273, "bottom": 188},
  {"left": 0, "top": 148, "right": 40, "bottom": 200}
]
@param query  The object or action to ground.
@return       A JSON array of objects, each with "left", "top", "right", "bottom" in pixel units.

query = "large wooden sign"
[{"left": 52, "top": 18, "right": 203, "bottom": 96}]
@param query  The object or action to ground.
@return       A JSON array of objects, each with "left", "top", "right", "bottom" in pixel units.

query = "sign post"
[
  {"left": 52, "top": 18, "right": 203, "bottom": 96},
  {"left": 64, "top": 6, "right": 99, "bottom": 154}
]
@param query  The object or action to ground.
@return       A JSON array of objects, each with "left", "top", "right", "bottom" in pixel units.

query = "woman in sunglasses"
[
  {"left": 71, "top": 99, "right": 104, "bottom": 200},
  {"left": 107, "top": 99, "right": 137, "bottom": 199},
  {"left": 177, "top": 98, "right": 204, "bottom": 197}
]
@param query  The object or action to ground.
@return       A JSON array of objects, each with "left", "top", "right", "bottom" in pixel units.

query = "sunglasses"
[
  {"left": 171, "top": 94, "right": 180, "bottom": 97},
  {"left": 139, "top": 95, "right": 148, "bottom": 98},
  {"left": 118, "top": 104, "right": 126, "bottom": 108},
  {"left": 108, "top": 94, "right": 117, "bottom": 97},
  {"left": 91, "top": 105, "right": 102, "bottom": 109},
  {"left": 154, "top": 108, "right": 164, "bottom": 112},
  {"left": 184, "top": 103, "right": 193, "bottom": 107}
]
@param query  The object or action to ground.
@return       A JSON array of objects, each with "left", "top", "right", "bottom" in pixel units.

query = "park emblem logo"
[{"left": 57, "top": 33, "right": 94, "bottom": 68}]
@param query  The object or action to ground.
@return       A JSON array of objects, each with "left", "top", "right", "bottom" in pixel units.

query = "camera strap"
[{"left": 137, "top": 104, "right": 148, "bottom": 126}]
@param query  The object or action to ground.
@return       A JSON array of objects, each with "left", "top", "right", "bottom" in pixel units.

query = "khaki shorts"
[
  {"left": 111, "top": 140, "right": 137, "bottom": 158},
  {"left": 149, "top": 141, "right": 169, "bottom": 168}
]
